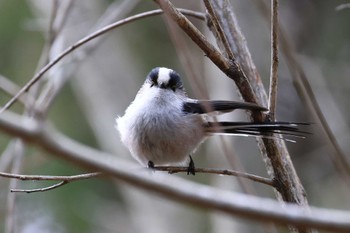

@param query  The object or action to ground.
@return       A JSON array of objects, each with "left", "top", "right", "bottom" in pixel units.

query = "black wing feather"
[{"left": 183, "top": 100, "right": 267, "bottom": 114}]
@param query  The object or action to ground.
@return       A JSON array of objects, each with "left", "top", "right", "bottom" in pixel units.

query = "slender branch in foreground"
[
  {"left": 268, "top": 0, "right": 279, "bottom": 121},
  {"left": 153, "top": 166, "right": 274, "bottom": 186},
  {"left": 11, "top": 181, "right": 67, "bottom": 193},
  {"left": 1, "top": 112, "right": 350, "bottom": 232},
  {"left": 0, "top": 8, "right": 205, "bottom": 113},
  {"left": 0, "top": 171, "right": 101, "bottom": 181},
  {"left": 0, "top": 171, "right": 102, "bottom": 193}
]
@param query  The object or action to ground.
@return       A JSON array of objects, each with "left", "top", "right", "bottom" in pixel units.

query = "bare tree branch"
[
  {"left": 268, "top": 0, "right": 279, "bottom": 120},
  {"left": 203, "top": 0, "right": 234, "bottom": 60},
  {"left": 153, "top": 166, "right": 274, "bottom": 186},
  {"left": 0, "top": 171, "right": 101, "bottom": 193},
  {"left": 0, "top": 171, "right": 101, "bottom": 181},
  {"left": 0, "top": 111, "right": 350, "bottom": 232},
  {"left": 11, "top": 181, "right": 67, "bottom": 193}
]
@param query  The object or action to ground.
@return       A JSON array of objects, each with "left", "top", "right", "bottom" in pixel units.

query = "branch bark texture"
[
  {"left": 0, "top": 111, "right": 350, "bottom": 232},
  {"left": 204, "top": 0, "right": 308, "bottom": 206}
]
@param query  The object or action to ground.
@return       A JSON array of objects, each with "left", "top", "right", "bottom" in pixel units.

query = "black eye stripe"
[
  {"left": 169, "top": 71, "right": 181, "bottom": 88},
  {"left": 148, "top": 67, "right": 160, "bottom": 86}
]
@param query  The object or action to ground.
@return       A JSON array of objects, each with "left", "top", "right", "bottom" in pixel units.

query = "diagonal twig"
[
  {"left": 11, "top": 181, "right": 68, "bottom": 193},
  {"left": 203, "top": 0, "right": 234, "bottom": 60},
  {"left": 0, "top": 171, "right": 101, "bottom": 193},
  {"left": 268, "top": 0, "right": 279, "bottom": 121}
]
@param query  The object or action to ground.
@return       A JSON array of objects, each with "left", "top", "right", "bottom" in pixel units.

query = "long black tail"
[{"left": 206, "top": 121, "right": 310, "bottom": 138}]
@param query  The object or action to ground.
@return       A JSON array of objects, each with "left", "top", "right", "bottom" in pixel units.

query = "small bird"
[{"left": 116, "top": 67, "right": 306, "bottom": 175}]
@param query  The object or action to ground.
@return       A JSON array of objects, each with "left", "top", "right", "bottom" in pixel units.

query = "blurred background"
[{"left": 0, "top": 0, "right": 350, "bottom": 232}]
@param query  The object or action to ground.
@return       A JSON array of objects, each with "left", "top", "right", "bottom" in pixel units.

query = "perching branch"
[
  {"left": 153, "top": 166, "right": 274, "bottom": 186},
  {"left": 1, "top": 111, "right": 350, "bottom": 232},
  {"left": 0, "top": 167, "right": 272, "bottom": 190}
]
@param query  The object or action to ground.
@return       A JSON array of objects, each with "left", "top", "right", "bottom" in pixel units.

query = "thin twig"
[
  {"left": 0, "top": 171, "right": 101, "bottom": 181},
  {"left": 268, "top": 0, "right": 279, "bottom": 121},
  {"left": 11, "top": 181, "right": 67, "bottom": 193},
  {"left": 0, "top": 171, "right": 101, "bottom": 193},
  {"left": 0, "top": 9, "right": 205, "bottom": 113},
  {"left": 203, "top": 0, "right": 234, "bottom": 60},
  {"left": 153, "top": 166, "right": 274, "bottom": 186}
]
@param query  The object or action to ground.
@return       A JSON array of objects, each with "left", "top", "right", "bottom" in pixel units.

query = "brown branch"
[
  {"left": 153, "top": 166, "right": 274, "bottom": 186},
  {"left": 1, "top": 111, "right": 350, "bottom": 232},
  {"left": 203, "top": 0, "right": 234, "bottom": 60},
  {"left": 206, "top": 0, "right": 309, "bottom": 210},
  {"left": 268, "top": 0, "right": 279, "bottom": 121},
  {"left": 0, "top": 8, "right": 205, "bottom": 114}
]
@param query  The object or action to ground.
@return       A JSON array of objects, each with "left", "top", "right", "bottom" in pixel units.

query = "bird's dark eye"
[
  {"left": 168, "top": 71, "right": 182, "bottom": 92},
  {"left": 148, "top": 67, "right": 159, "bottom": 87}
]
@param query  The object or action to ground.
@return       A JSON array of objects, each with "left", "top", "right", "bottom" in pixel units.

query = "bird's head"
[{"left": 146, "top": 67, "right": 184, "bottom": 92}]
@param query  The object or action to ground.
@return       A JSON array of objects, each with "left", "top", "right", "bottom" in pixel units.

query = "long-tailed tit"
[{"left": 116, "top": 67, "right": 306, "bottom": 175}]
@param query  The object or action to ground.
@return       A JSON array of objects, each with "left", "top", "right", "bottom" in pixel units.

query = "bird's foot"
[
  {"left": 148, "top": 161, "right": 155, "bottom": 169},
  {"left": 187, "top": 155, "right": 196, "bottom": 176}
]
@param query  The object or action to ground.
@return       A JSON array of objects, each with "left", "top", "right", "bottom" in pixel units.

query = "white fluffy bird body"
[{"left": 116, "top": 68, "right": 205, "bottom": 166}]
